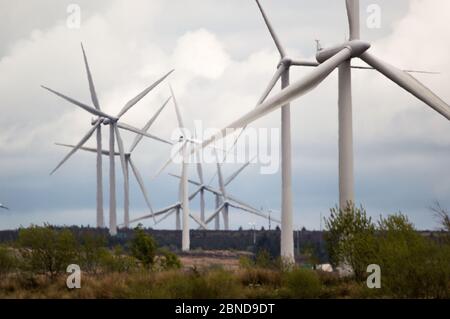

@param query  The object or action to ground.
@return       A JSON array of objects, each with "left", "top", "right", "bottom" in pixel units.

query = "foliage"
[
  {"left": 78, "top": 233, "right": 108, "bottom": 273},
  {"left": 281, "top": 268, "right": 322, "bottom": 299},
  {"left": 130, "top": 225, "right": 157, "bottom": 268},
  {"left": 324, "top": 204, "right": 377, "bottom": 280},
  {"left": 157, "top": 248, "right": 182, "bottom": 270},
  {"left": 0, "top": 245, "right": 17, "bottom": 278},
  {"left": 375, "top": 214, "right": 450, "bottom": 298},
  {"left": 17, "top": 225, "right": 78, "bottom": 277},
  {"left": 99, "top": 246, "right": 138, "bottom": 273}
]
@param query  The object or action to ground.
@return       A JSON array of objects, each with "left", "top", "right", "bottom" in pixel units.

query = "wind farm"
[{"left": 0, "top": 0, "right": 449, "bottom": 300}]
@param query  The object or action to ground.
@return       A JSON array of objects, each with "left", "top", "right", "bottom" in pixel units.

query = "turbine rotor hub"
[
  {"left": 316, "top": 40, "right": 371, "bottom": 63},
  {"left": 278, "top": 58, "right": 292, "bottom": 69}
]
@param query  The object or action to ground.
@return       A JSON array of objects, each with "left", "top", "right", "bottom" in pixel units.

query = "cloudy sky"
[{"left": 0, "top": 0, "right": 449, "bottom": 231}]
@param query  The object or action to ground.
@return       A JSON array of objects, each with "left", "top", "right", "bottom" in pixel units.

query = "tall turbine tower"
[{"left": 198, "top": 0, "right": 450, "bottom": 260}]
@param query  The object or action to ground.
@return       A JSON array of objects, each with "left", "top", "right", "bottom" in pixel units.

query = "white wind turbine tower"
[
  {"left": 56, "top": 96, "right": 173, "bottom": 228},
  {"left": 198, "top": 0, "right": 450, "bottom": 259},
  {"left": 42, "top": 43, "right": 174, "bottom": 235}
]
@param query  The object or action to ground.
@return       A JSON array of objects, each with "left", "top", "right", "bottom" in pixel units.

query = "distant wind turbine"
[
  {"left": 55, "top": 96, "right": 173, "bottom": 228},
  {"left": 42, "top": 43, "right": 174, "bottom": 235}
]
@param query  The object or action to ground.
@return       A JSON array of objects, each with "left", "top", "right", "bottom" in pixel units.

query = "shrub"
[
  {"left": 158, "top": 248, "right": 181, "bottom": 270},
  {"left": 324, "top": 204, "right": 377, "bottom": 281},
  {"left": 99, "top": 246, "right": 138, "bottom": 273},
  {"left": 130, "top": 226, "right": 157, "bottom": 268},
  {"left": 375, "top": 214, "right": 450, "bottom": 298},
  {"left": 281, "top": 268, "right": 322, "bottom": 299},
  {"left": 238, "top": 268, "right": 281, "bottom": 287},
  {"left": 0, "top": 246, "right": 17, "bottom": 278},
  {"left": 17, "top": 225, "right": 78, "bottom": 277},
  {"left": 78, "top": 233, "right": 108, "bottom": 273}
]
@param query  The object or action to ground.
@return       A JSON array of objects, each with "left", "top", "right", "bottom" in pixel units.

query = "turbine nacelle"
[
  {"left": 316, "top": 40, "right": 371, "bottom": 64},
  {"left": 91, "top": 117, "right": 105, "bottom": 126},
  {"left": 102, "top": 118, "right": 118, "bottom": 125}
]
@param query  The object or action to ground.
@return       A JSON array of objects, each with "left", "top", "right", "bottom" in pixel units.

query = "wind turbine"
[
  {"left": 0, "top": 203, "right": 9, "bottom": 210},
  {"left": 198, "top": 0, "right": 450, "bottom": 261},
  {"left": 201, "top": 155, "right": 280, "bottom": 230},
  {"left": 168, "top": 155, "right": 277, "bottom": 230},
  {"left": 56, "top": 96, "right": 173, "bottom": 228},
  {"left": 42, "top": 43, "right": 174, "bottom": 235}
]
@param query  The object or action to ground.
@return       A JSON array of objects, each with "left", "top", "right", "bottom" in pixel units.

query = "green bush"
[
  {"left": 158, "top": 248, "right": 181, "bottom": 270},
  {"left": 281, "top": 268, "right": 322, "bottom": 299},
  {"left": 130, "top": 226, "right": 157, "bottom": 269},
  {"left": 78, "top": 233, "right": 108, "bottom": 273},
  {"left": 0, "top": 246, "right": 17, "bottom": 278},
  {"left": 375, "top": 214, "right": 450, "bottom": 298},
  {"left": 324, "top": 204, "right": 377, "bottom": 281},
  {"left": 99, "top": 246, "right": 138, "bottom": 273},
  {"left": 17, "top": 225, "right": 78, "bottom": 277}
]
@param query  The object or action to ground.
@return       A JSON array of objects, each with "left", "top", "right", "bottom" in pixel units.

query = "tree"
[
  {"left": 324, "top": 204, "right": 377, "bottom": 281},
  {"left": 130, "top": 225, "right": 157, "bottom": 268},
  {"left": 376, "top": 214, "right": 450, "bottom": 298},
  {"left": 18, "top": 225, "right": 78, "bottom": 277},
  {"left": 79, "top": 233, "right": 108, "bottom": 273}
]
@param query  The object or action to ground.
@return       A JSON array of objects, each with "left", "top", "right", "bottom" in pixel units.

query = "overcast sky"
[{"left": 0, "top": 0, "right": 449, "bottom": 231}]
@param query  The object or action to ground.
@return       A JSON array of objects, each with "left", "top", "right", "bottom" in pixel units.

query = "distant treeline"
[{"left": 0, "top": 227, "right": 328, "bottom": 262}]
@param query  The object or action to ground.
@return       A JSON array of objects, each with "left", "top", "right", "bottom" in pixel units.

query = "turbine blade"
[
  {"left": 199, "top": 47, "right": 352, "bottom": 151},
  {"left": 169, "top": 85, "right": 185, "bottom": 128},
  {"left": 117, "top": 69, "right": 174, "bottom": 118},
  {"left": 346, "top": 0, "right": 360, "bottom": 40},
  {"left": 0, "top": 204, "right": 9, "bottom": 210},
  {"left": 80, "top": 43, "right": 100, "bottom": 110},
  {"left": 129, "top": 158, "right": 155, "bottom": 222},
  {"left": 41, "top": 86, "right": 116, "bottom": 120},
  {"left": 291, "top": 60, "right": 320, "bottom": 67},
  {"left": 255, "top": 0, "right": 286, "bottom": 58},
  {"left": 216, "top": 159, "right": 227, "bottom": 200},
  {"left": 152, "top": 141, "right": 186, "bottom": 180},
  {"left": 154, "top": 209, "right": 176, "bottom": 226},
  {"left": 50, "top": 122, "right": 100, "bottom": 175},
  {"left": 257, "top": 63, "right": 286, "bottom": 105},
  {"left": 114, "top": 124, "right": 129, "bottom": 189},
  {"left": 196, "top": 163, "right": 204, "bottom": 185},
  {"left": 229, "top": 202, "right": 281, "bottom": 223},
  {"left": 224, "top": 156, "right": 256, "bottom": 186},
  {"left": 55, "top": 142, "right": 114, "bottom": 156},
  {"left": 360, "top": 52, "right": 450, "bottom": 120},
  {"left": 190, "top": 214, "right": 207, "bottom": 230},
  {"left": 204, "top": 203, "right": 226, "bottom": 225},
  {"left": 168, "top": 173, "right": 202, "bottom": 187},
  {"left": 189, "top": 186, "right": 202, "bottom": 201},
  {"left": 128, "top": 204, "right": 179, "bottom": 225},
  {"left": 129, "top": 96, "right": 172, "bottom": 153},
  {"left": 116, "top": 122, "right": 173, "bottom": 145}
]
